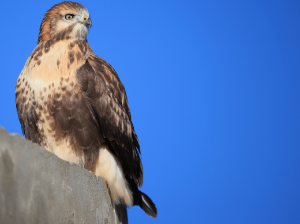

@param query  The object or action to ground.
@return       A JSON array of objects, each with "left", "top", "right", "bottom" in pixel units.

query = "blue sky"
[{"left": 1, "top": 0, "right": 300, "bottom": 223}]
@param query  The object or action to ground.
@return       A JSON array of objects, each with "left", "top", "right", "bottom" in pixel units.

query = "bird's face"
[
  {"left": 51, "top": 8, "right": 92, "bottom": 40},
  {"left": 38, "top": 2, "right": 92, "bottom": 43}
]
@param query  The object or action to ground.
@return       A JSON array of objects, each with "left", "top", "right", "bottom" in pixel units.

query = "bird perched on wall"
[{"left": 15, "top": 1, "right": 157, "bottom": 219}]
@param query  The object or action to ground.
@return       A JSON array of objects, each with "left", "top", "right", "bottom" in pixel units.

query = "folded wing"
[{"left": 76, "top": 53, "right": 143, "bottom": 187}]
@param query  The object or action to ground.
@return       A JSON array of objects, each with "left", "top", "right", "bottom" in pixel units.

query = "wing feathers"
[{"left": 76, "top": 55, "right": 143, "bottom": 186}]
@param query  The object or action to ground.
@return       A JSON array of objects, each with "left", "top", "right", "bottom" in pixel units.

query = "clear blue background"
[{"left": 1, "top": 0, "right": 300, "bottom": 223}]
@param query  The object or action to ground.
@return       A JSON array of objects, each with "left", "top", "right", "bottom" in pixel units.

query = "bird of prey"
[{"left": 15, "top": 1, "right": 157, "bottom": 219}]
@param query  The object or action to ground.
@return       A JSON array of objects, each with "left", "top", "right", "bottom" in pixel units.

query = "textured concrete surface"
[{"left": 0, "top": 127, "right": 127, "bottom": 224}]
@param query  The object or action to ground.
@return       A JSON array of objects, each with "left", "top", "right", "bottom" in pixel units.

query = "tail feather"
[
  {"left": 128, "top": 178, "right": 157, "bottom": 218},
  {"left": 139, "top": 191, "right": 157, "bottom": 218}
]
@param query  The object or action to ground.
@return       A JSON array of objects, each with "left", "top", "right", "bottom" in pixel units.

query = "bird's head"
[{"left": 38, "top": 1, "right": 92, "bottom": 44}]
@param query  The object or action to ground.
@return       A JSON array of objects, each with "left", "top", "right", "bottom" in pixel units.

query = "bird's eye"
[{"left": 65, "top": 14, "right": 74, "bottom": 20}]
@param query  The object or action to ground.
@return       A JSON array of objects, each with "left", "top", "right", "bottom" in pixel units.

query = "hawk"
[{"left": 15, "top": 1, "right": 157, "bottom": 219}]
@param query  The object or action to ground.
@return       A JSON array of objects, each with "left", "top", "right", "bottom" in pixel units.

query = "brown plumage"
[{"left": 15, "top": 1, "right": 157, "bottom": 218}]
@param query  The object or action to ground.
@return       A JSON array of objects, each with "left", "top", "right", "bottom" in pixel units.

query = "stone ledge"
[{"left": 0, "top": 127, "right": 127, "bottom": 224}]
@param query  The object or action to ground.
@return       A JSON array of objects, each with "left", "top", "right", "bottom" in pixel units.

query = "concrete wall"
[{"left": 0, "top": 127, "right": 127, "bottom": 224}]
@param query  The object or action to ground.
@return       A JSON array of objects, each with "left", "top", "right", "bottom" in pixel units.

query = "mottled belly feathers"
[{"left": 16, "top": 39, "right": 93, "bottom": 166}]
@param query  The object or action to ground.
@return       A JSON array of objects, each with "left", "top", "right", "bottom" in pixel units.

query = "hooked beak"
[{"left": 85, "top": 18, "right": 92, "bottom": 28}]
